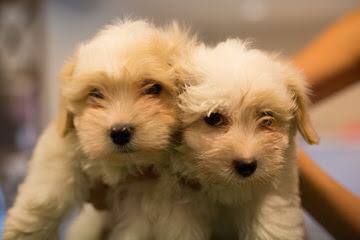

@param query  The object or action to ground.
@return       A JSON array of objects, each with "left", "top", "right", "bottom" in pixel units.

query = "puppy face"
[
  {"left": 57, "top": 20, "right": 195, "bottom": 164},
  {"left": 179, "top": 40, "right": 318, "bottom": 187}
]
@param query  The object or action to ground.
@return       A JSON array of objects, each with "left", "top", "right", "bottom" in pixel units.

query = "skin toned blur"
[{"left": 293, "top": 8, "right": 360, "bottom": 239}]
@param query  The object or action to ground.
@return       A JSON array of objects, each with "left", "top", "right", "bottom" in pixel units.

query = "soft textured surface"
[
  {"left": 3, "top": 19, "right": 195, "bottom": 240},
  {"left": 105, "top": 39, "right": 318, "bottom": 239}
]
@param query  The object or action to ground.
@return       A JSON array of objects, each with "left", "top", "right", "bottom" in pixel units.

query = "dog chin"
[
  {"left": 102, "top": 147, "right": 166, "bottom": 164},
  {"left": 200, "top": 170, "right": 270, "bottom": 188},
  {"left": 114, "top": 146, "right": 137, "bottom": 154}
]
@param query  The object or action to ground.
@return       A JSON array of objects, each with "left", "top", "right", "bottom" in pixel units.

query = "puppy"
[
  {"left": 175, "top": 39, "right": 319, "bottom": 239},
  {"left": 105, "top": 40, "right": 318, "bottom": 240},
  {"left": 72, "top": 39, "right": 318, "bottom": 240},
  {"left": 4, "top": 19, "right": 195, "bottom": 240}
]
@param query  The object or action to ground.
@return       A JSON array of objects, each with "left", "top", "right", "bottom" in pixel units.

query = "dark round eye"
[
  {"left": 89, "top": 88, "right": 104, "bottom": 99},
  {"left": 259, "top": 111, "right": 274, "bottom": 128},
  {"left": 144, "top": 84, "right": 162, "bottom": 95},
  {"left": 260, "top": 118, "right": 273, "bottom": 127},
  {"left": 204, "top": 112, "right": 225, "bottom": 127}
]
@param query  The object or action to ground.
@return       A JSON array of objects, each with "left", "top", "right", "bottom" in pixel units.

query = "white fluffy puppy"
[
  {"left": 105, "top": 40, "right": 318, "bottom": 240},
  {"left": 4, "top": 20, "right": 195, "bottom": 240},
  {"left": 175, "top": 39, "right": 319, "bottom": 239}
]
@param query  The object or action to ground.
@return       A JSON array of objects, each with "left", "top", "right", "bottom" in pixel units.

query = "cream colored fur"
[
  {"left": 175, "top": 40, "right": 318, "bottom": 239},
  {"left": 66, "top": 204, "right": 110, "bottom": 240},
  {"left": 3, "top": 19, "right": 196, "bottom": 240},
  {"left": 106, "top": 39, "right": 318, "bottom": 240}
]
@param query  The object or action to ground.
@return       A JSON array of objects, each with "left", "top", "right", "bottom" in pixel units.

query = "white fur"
[
  {"left": 106, "top": 175, "right": 213, "bottom": 240},
  {"left": 66, "top": 204, "right": 110, "bottom": 240},
  {"left": 176, "top": 39, "right": 316, "bottom": 239},
  {"left": 108, "top": 39, "right": 317, "bottom": 239}
]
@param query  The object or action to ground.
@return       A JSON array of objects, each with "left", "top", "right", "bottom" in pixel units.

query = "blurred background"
[{"left": 0, "top": 0, "right": 359, "bottom": 239}]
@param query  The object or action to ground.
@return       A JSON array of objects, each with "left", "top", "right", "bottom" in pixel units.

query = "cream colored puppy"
[
  {"left": 175, "top": 39, "right": 319, "bottom": 239},
  {"left": 4, "top": 20, "right": 195, "bottom": 240},
  {"left": 107, "top": 40, "right": 318, "bottom": 240}
]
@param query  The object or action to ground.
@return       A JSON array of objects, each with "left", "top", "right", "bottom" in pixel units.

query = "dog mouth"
[
  {"left": 115, "top": 145, "right": 137, "bottom": 154},
  {"left": 118, "top": 148, "right": 136, "bottom": 154}
]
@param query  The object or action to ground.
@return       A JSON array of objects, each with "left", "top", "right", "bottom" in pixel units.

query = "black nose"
[
  {"left": 233, "top": 159, "right": 257, "bottom": 177},
  {"left": 110, "top": 124, "right": 134, "bottom": 146}
]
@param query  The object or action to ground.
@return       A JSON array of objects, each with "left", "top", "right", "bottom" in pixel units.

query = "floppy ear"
[
  {"left": 286, "top": 70, "right": 319, "bottom": 145},
  {"left": 56, "top": 56, "right": 76, "bottom": 137}
]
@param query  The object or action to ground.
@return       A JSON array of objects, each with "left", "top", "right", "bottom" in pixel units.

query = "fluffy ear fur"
[
  {"left": 56, "top": 56, "right": 76, "bottom": 137},
  {"left": 286, "top": 69, "right": 319, "bottom": 145},
  {"left": 162, "top": 22, "right": 198, "bottom": 94}
]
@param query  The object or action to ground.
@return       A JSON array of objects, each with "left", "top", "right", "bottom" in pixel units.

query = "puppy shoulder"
[{"left": 30, "top": 122, "right": 82, "bottom": 168}]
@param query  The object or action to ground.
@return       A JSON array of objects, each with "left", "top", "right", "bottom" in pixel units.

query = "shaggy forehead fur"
[
  {"left": 75, "top": 20, "right": 170, "bottom": 78},
  {"left": 61, "top": 19, "right": 196, "bottom": 114},
  {"left": 180, "top": 39, "right": 297, "bottom": 119},
  {"left": 65, "top": 19, "right": 196, "bottom": 91}
]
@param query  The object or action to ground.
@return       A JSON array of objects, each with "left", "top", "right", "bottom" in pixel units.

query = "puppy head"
[
  {"left": 179, "top": 39, "right": 318, "bottom": 187},
  {"left": 57, "top": 20, "right": 196, "bottom": 163}
]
